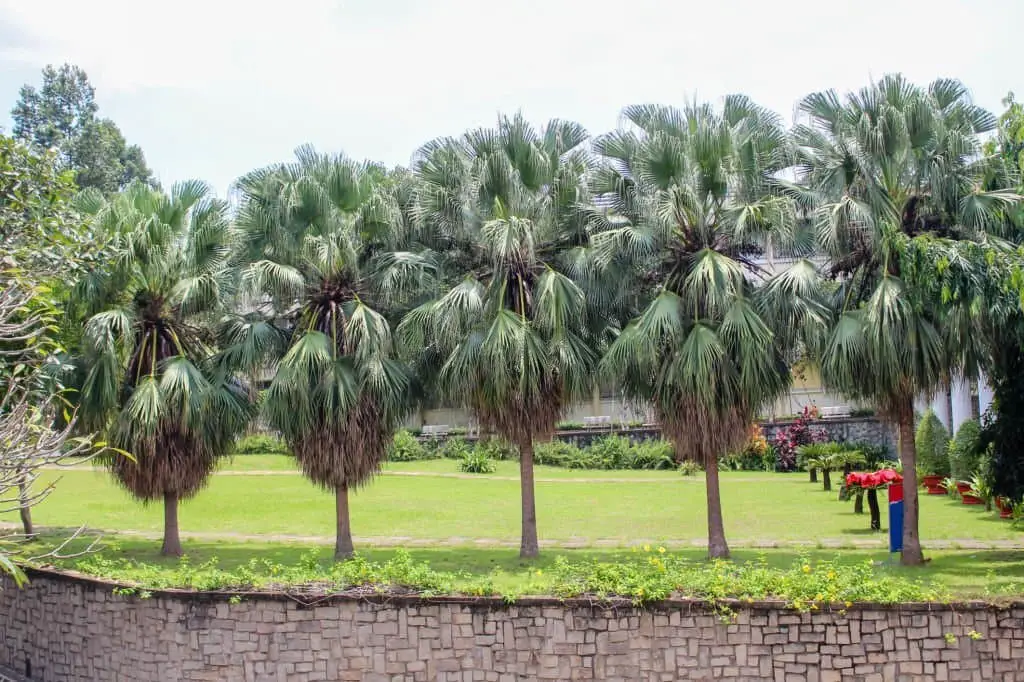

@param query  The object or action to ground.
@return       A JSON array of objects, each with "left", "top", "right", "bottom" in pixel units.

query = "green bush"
[
  {"left": 476, "top": 437, "right": 516, "bottom": 461},
  {"left": 457, "top": 450, "right": 496, "bottom": 474},
  {"left": 387, "top": 430, "right": 435, "bottom": 462},
  {"left": 587, "top": 434, "right": 633, "bottom": 468},
  {"left": 233, "top": 434, "right": 289, "bottom": 455},
  {"left": 916, "top": 409, "right": 951, "bottom": 477},
  {"left": 848, "top": 441, "right": 894, "bottom": 469},
  {"left": 678, "top": 460, "right": 702, "bottom": 476},
  {"left": 439, "top": 437, "right": 473, "bottom": 460},
  {"left": 948, "top": 419, "right": 982, "bottom": 480},
  {"left": 628, "top": 439, "right": 676, "bottom": 470},
  {"left": 534, "top": 440, "right": 586, "bottom": 467}
]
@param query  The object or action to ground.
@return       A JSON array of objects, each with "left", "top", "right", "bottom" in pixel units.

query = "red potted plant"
[
  {"left": 922, "top": 474, "right": 946, "bottom": 495},
  {"left": 995, "top": 497, "right": 1015, "bottom": 519}
]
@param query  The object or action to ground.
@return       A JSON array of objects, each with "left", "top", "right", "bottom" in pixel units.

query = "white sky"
[{"left": 1, "top": 0, "right": 1021, "bottom": 196}]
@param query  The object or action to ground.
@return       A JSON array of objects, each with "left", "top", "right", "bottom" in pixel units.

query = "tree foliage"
[
  {"left": 71, "top": 181, "right": 251, "bottom": 556},
  {"left": 11, "top": 63, "right": 154, "bottom": 193},
  {"left": 233, "top": 147, "right": 426, "bottom": 558},
  {"left": 399, "top": 115, "right": 599, "bottom": 557}
]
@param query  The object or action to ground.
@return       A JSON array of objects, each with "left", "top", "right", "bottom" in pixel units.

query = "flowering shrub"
[
  {"left": 772, "top": 406, "right": 827, "bottom": 471},
  {"left": 722, "top": 424, "right": 776, "bottom": 471}
]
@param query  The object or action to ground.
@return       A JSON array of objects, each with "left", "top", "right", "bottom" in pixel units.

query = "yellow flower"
[
  {"left": 811, "top": 604, "right": 819, "bottom": 610},
  {"left": 815, "top": 593, "right": 824, "bottom": 601},
  {"left": 658, "top": 546, "right": 666, "bottom": 554},
  {"left": 643, "top": 544, "right": 651, "bottom": 553},
  {"left": 827, "top": 571, "right": 837, "bottom": 580},
  {"left": 844, "top": 601, "right": 853, "bottom": 608},
  {"left": 802, "top": 565, "right": 812, "bottom": 574},
  {"left": 535, "top": 570, "right": 543, "bottom": 576}
]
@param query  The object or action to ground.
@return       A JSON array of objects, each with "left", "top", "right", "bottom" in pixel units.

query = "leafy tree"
[
  {"left": 0, "top": 133, "right": 77, "bottom": 268},
  {"left": 989, "top": 92, "right": 1024, "bottom": 175},
  {"left": 915, "top": 409, "right": 951, "bottom": 477},
  {"left": 948, "top": 418, "right": 983, "bottom": 481},
  {"left": 592, "top": 98, "right": 813, "bottom": 559},
  {"left": 400, "top": 115, "right": 600, "bottom": 558},
  {"left": 232, "top": 147, "right": 426, "bottom": 559},
  {"left": 794, "top": 75, "right": 1016, "bottom": 565},
  {"left": 11, "top": 63, "right": 154, "bottom": 193},
  {"left": 71, "top": 181, "right": 251, "bottom": 556}
]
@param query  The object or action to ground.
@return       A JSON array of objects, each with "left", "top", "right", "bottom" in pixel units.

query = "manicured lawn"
[{"left": 11, "top": 459, "right": 1023, "bottom": 546}]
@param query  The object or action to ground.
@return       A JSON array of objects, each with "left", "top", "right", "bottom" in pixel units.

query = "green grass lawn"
[
  {"left": 13, "top": 458, "right": 1023, "bottom": 545},
  {"left": 9, "top": 457, "right": 1024, "bottom": 598}
]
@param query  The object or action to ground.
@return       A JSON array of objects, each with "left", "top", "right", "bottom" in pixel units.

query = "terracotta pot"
[
  {"left": 956, "top": 481, "right": 972, "bottom": 495},
  {"left": 960, "top": 493, "right": 984, "bottom": 506},
  {"left": 921, "top": 475, "right": 946, "bottom": 495},
  {"left": 996, "top": 497, "right": 1014, "bottom": 519}
]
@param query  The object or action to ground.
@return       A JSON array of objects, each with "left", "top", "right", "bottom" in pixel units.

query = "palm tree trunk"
[
  {"left": 853, "top": 488, "right": 864, "bottom": 514},
  {"left": 809, "top": 468, "right": 817, "bottom": 483},
  {"left": 705, "top": 454, "right": 730, "bottom": 559},
  {"left": 897, "top": 396, "right": 925, "bottom": 565},
  {"left": 335, "top": 484, "right": 354, "bottom": 560},
  {"left": 518, "top": 437, "right": 540, "bottom": 559},
  {"left": 161, "top": 492, "right": 182, "bottom": 557},
  {"left": 822, "top": 469, "right": 832, "bottom": 492},
  {"left": 867, "top": 488, "right": 881, "bottom": 531}
]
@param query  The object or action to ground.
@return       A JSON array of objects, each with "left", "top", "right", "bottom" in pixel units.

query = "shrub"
[
  {"left": 627, "top": 439, "right": 675, "bottom": 470},
  {"left": 233, "top": 434, "right": 289, "bottom": 455},
  {"left": 457, "top": 450, "right": 496, "bottom": 474},
  {"left": 772, "top": 407, "right": 827, "bottom": 471},
  {"left": 387, "top": 430, "right": 434, "bottom": 462},
  {"left": 948, "top": 419, "right": 982, "bottom": 480},
  {"left": 476, "top": 437, "right": 516, "bottom": 461},
  {"left": 588, "top": 435, "right": 633, "bottom": 469},
  {"left": 848, "top": 441, "right": 894, "bottom": 469},
  {"left": 916, "top": 409, "right": 951, "bottom": 477},
  {"left": 534, "top": 440, "right": 586, "bottom": 467},
  {"left": 439, "top": 437, "right": 473, "bottom": 460},
  {"left": 678, "top": 460, "right": 702, "bottom": 476},
  {"left": 723, "top": 424, "right": 775, "bottom": 471}
]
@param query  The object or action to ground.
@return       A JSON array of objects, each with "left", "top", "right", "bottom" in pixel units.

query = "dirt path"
[{"left": 5, "top": 522, "right": 1021, "bottom": 550}]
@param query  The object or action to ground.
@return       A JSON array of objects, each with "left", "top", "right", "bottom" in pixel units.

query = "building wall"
[{"left": 2, "top": 569, "right": 1022, "bottom": 681}]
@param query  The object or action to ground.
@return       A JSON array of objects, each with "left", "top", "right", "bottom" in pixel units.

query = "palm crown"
[
  {"left": 73, "top": 180, "right": 251, "bottom": 555},
  {"left": 232, "top": 147, "right": 428, "bottom": 557},
  {"left": 400, "top": 115, "right": 599, "bottom": 557}
]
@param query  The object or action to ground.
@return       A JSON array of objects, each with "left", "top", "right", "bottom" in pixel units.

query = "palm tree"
[
  {"left": 793, "top": 75, "right": 1019, "bottom": 565},
  {"left": 72, "top": 181, "right": 251, "bottom": 556},
  {"left": 593, "top": 97, "right": 814, "bottom": 559},
  {"left": 231, "top": 147, "right": 426, "bottom": 559},
  {"left": 400, "top": 115, "right": 601, "bottom": 558}
]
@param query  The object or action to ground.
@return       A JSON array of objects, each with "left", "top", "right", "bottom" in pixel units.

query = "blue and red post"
[{"left": 888, "top": 482, "right": 904, "bottom": 554}]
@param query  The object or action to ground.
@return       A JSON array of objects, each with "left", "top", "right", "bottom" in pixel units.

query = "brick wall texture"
[{"left": 2, "top": 570, "right": 1023, "bottom": 681}]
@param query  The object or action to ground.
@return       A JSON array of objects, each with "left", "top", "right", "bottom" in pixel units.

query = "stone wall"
[
  {"left": 759, "top": 417, "right": 897, "bottom": 453},
  {"left": 2, "top": 569, "right": 1022, "bottom": 681},
  {"left": 438, "top": 417, "right": 896, "bottom": 451}
]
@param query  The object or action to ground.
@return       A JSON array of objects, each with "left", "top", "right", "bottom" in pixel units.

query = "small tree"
[
  {"left": 916, "top": 409, "right": 951, "bottom": 478},
  {"left": 949, "top": 419, "right": 983, "bottom": 481}
]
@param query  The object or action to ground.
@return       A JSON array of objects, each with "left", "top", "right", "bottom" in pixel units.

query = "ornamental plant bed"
[{"left": 996, "top": 497, "right": 1014, "bottom": 519}]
